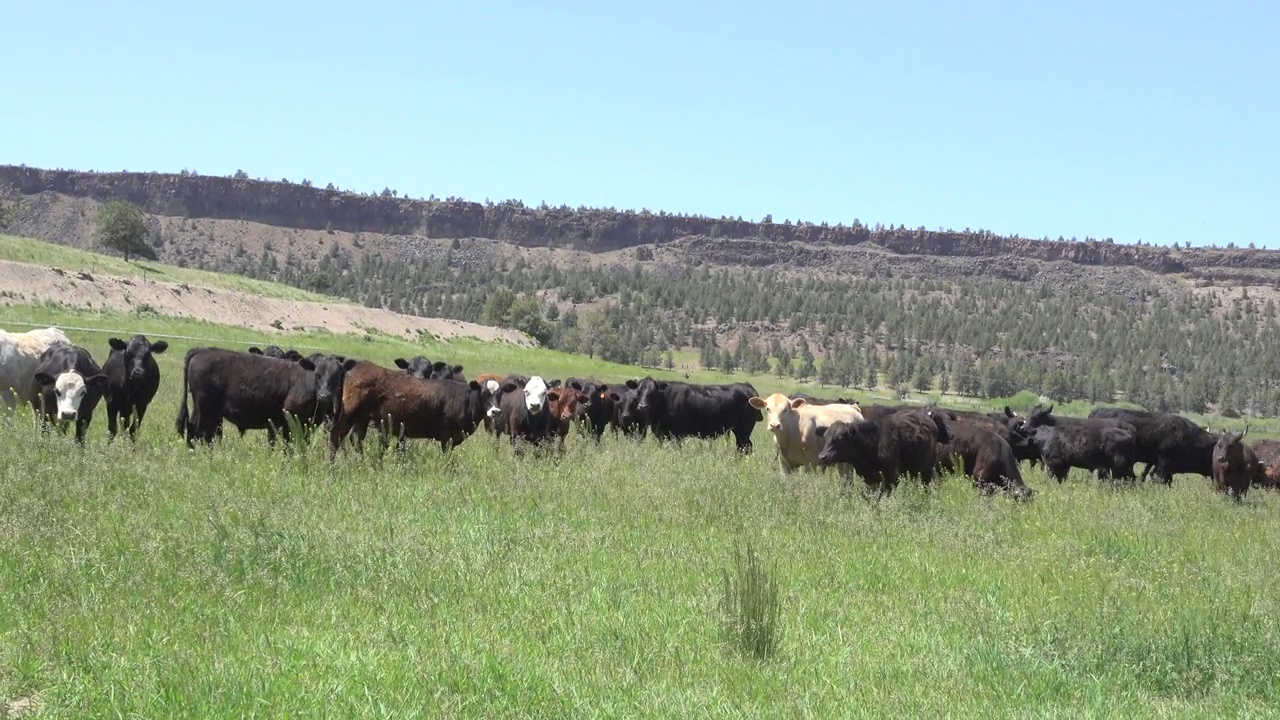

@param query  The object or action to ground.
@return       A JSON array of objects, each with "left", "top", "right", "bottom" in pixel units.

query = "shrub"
[{"left": 720, "top": 540, "right": 781, "bottom": 660}]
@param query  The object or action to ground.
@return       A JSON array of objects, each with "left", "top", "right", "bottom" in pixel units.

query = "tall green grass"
[{"left": 1, "top": 305, "right": 1279, "bottom": 716}]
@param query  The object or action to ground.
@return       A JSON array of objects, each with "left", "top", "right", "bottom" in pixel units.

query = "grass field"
[
  {"left": 0, "top": 234, "right": 337, "bottom": 303},
  {"left": 3, "top": 303, "right": 1280, "bottom": 717}
]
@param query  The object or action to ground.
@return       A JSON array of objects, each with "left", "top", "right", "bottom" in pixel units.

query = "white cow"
[
  {"left": 747, "top": 393, "right": 865, "bottom": 474},
  {"left": 0, "top": 326, "right": 72, "bottom": 411},
  {"left": 522, "top": 375, "right": 549, "bottom": 413}
]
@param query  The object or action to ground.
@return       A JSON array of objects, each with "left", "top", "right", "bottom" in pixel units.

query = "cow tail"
[{"left": 175, "top": 349, "right": 194, "bottom": 438}]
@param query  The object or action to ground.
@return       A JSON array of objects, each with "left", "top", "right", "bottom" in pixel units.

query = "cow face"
[
  {"left": 547, "top": 389, "right": 588, "bottom": 424},
  {"left": 630, "top": 377, "right": 669, "bottom": 415},
  {"left": 748, "top": 393, "right": 806, "bottom": 434},
  {"left": 815, "top": 420, "right": 876, "bottom": 466},
  {"left": 523, "top": 376, "right": 549, "bottom": 414},
  {"left": 301, "top": 355, "right": 358, "bottom": 414},
  {"left": 1025, "top": 404, "right": 1055, "bottom": 429},
  {"left": 483, "top": 379, "right": 503, "bottom": 418},
  {"left": 429, "top": 361, "right": 464, "bottom": 381},
  {"left": 394, "top": 356, "right": 435, "bottom": 379},
  {"left": 109, "top": 335, "right": 168, "bottom": 380},
  {"left": 35, "top": 370, "right": 108, "bottom": 422}
]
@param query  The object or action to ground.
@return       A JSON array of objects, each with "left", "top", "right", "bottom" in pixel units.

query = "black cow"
[
  {"left": 394, "top": 356, "right": 466, "bottom": 382},
  {"left": 176, "top": 348, "right": 356, "bottom": 448},
  {"left": 329, "top": 361, "right": 498, "bottom": 458},
  {"left": 1026, "top": 405, "right": 1140, "bottom": 480},
  {"left": 102, "top": 334, "right": 168, "bottom": 441},
  {"left": 858, "top": 403, "right": 922, "bottom": 421},
  {"left": 1029, "top": 424, "right": 1137, "bottom": 483},
  {"left": 566, "top": 377, "right": 614, "bottom": 442},
  {"left": 949, "top": 409, "right": 1040, "bottom": 466},
  {"left": 498, "top": 375, "right": 559, "bottom": 450},
  {"left": 936, "top": 420, "right": 1035, "bottom": 500},
  {"left": 1212, "top": 428, "right": 1255, "bottom": 500},
  {"left": 248, "top": 345, "right": 304, "bottom": 361},
  {"left": 626, "top": 377, "right": 761, "bottom": 453},
  {"left": 816, "top": 408, "right": 951, "bottom": 496},
  {"left": 611, "top": 386, "right": 648, "bottom": 438},
  {"left": 1087, "top": 406, "right": 1216, "bottom": 484},
  {"left": 32, "top": 343, "right": 108, "bottom": 444}
]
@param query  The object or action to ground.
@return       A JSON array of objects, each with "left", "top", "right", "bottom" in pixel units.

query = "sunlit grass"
[{"left": 1, "top": 307, "right": 1279, "bottom": 716}]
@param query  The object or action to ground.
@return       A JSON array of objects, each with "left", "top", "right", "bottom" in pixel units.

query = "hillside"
[{"left": 5, "top": 164, "right": 1280, "bottom": 416}]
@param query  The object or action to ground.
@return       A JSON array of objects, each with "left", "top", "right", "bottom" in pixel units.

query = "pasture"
[{"left": 3, "top": 304, "right": 1280, "bottom": 717}]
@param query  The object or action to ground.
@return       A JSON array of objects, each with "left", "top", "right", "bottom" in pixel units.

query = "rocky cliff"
[{"left": 2, "top": 164, "right": 1277, "bottom": 275}]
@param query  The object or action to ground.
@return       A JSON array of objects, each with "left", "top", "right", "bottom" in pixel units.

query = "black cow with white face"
[
  {"left": 33, "top": 342, "right": 109, "bottom": 444},
  {"left": 102, "top": 334, "right": 168, "bottom": 441}
]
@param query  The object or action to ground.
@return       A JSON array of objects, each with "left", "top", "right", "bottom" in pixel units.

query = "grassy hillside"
[
  {"left": 0, "top": 233, "right": 339, "bottom": 303},
  {"left": 1, "top": 302, "right": 1278, "bottom": 716}
]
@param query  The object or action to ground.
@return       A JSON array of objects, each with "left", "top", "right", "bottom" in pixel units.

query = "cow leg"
[
  {"left": 106, "top": 401, "right": 120, "bottom": 439},
  {"left": 75, "top": 418, "right": 89, "bottom": 446},
  {"left": 130, "top": 403, "right": 147, "bottom": 441},
  {"left": 1047, "top": 463, "right": 1069, "bottom": 483}
]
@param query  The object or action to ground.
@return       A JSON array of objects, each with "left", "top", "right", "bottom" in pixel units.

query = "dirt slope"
[{"left": 0, "top": 259, "right": 532, "bottom": 346}]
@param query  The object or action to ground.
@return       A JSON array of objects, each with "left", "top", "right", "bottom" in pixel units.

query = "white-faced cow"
[
  {"left": 748, "top": 393, "right": 863, "bottom": 475},
  {"left": 102, "top": 334, "right": 168, "bottom": 441},
  {"left": 33, "top": 342, "right": 109, "bottom": 444},
  {"left": 0, "top": 326, "right": 72, "bottom": 412}
]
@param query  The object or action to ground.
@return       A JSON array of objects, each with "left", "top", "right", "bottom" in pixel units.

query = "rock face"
[{"left": 1, "top": 164, "right": 1276, "bottom": 274}]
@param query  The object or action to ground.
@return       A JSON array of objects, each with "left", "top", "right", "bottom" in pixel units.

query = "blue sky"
[{"left": 4, "top": 1, "right": 1277, "bottom": 247}]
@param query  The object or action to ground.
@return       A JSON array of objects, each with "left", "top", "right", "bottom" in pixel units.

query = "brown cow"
[
  {"left": 1249, "top": 438, "right": 1280, "bottom": 490},
  {"left": 328, "top": 361, "right": 498, "bottom": 459},
  {"left": 1212, "top": 427, "right": 1255, "bottom": 500},
  {"left": 816, "top": 408, "right": 950, "bottom": 496},
  {"left": 546, "top": 385, "right": 589, "bottom": 449}
]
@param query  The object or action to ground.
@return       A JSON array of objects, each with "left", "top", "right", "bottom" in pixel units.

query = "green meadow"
[{"left": 1, "top": 268, "right": 1278, "bottom": 716}]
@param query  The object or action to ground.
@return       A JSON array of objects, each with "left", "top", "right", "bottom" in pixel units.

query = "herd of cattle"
[{"left": 3, "top": 325, "right": 1279, "bottom": 502}]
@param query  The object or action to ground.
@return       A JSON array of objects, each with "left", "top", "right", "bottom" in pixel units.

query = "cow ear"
[
  {"left": 502, "top": 381, "right": 520, "bottom": 393},
  {"left": 150, "top": 340, "right": 168, "bottom": 354},
  {"left": 342, "top": 359, "right": 358, "bottom": 371},
  {"left": 546, "top": 390, "right": 561, "bottom": 403},
  {"left": 468, "top": 380, "right": 481, "bottom": 391},
  {"left": 34, "top": 372, "right": 54, "bottom": 386},
  {"left": 815, "top": 426, "right": 828, "bottom": 437},
  {"left": 569, "top": 381, "right": 583, "bottom": 391},
  {"left": 1046, "top": 405, "right": 1054, "bottom": 413},
  {"left": 87, "top": 374, "right": 109, "bottom": 389},
  {"left": 748, "top": 397, "right": 767, "bottom": 409},
  {"left": 1004, "top": 405, "right": 1015, "bottom": 417},
  {"left": 108, "top": 337, "right": 127, "bottom": 351},
  {"left": 626, "top": 379, "right": 639, "bottom": 389},
  {"left": 298, "top": 358, "right": 317, "bottom": 371},
  {"left": 656, "top": 382, "right": 669, "bottom": 390},
  {"left": 790, "top": 397, "right": 808, "bottom": 409},
  {"left": 394, "top": 358, "right": 410, "bottom": 369},
  {"left": 608, "top": 392, "right": 621, "bottom": 402},
  {"left": 452, "top": 365, "right": 464, "bottom": 374},
  {"left": 597, "top": 383, "right": 608, "bottom": 393},
  {"left": 248, "top": 347, "right": 264, "bottom": 355},
  {"left": 433, "top": 361, "right": 448, "bottom": 372}
]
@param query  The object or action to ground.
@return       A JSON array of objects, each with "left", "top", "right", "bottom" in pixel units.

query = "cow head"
[
  {"left": 394, "top": 356, "right": 435, "bottom": 379},
  {"left": 815, "top": 420, "right": 877, "bottom": 466},
  {"left": 627, "top": 377, "right": 668, "bottom": 416},
  {"left": 748, "top": 393, "right": 806, "bottom": 434},
  {"left": 483, "top": 379, "right": 504, "bottom": 419},
  {"left": 35, "top": 369, "right": 108, "bottom": 422},
  {"left": 523, "top": 376, "right": 549, "bottom": 414},
  {"left": 429, "top": 361, "right": 465, "bottom": 382},
  {"left": 109, "top": 335, "right": 168, "bottom": 380},
  {"left": 301, "top": 355, "right": 358, "bottom": 416},
  {"left": 1025, "top": 404, "right": 1056, "bottom": 429},
  {"left": 546, "top": 387, "right": 588, "bottom": 425},
  {"left": 923, "top": 408, "right": 951, "bottom": 444}
]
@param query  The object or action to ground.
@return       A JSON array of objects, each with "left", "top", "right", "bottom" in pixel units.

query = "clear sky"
[{"left": 4, "top": 1, "right": 1277, "bottom": 247}]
